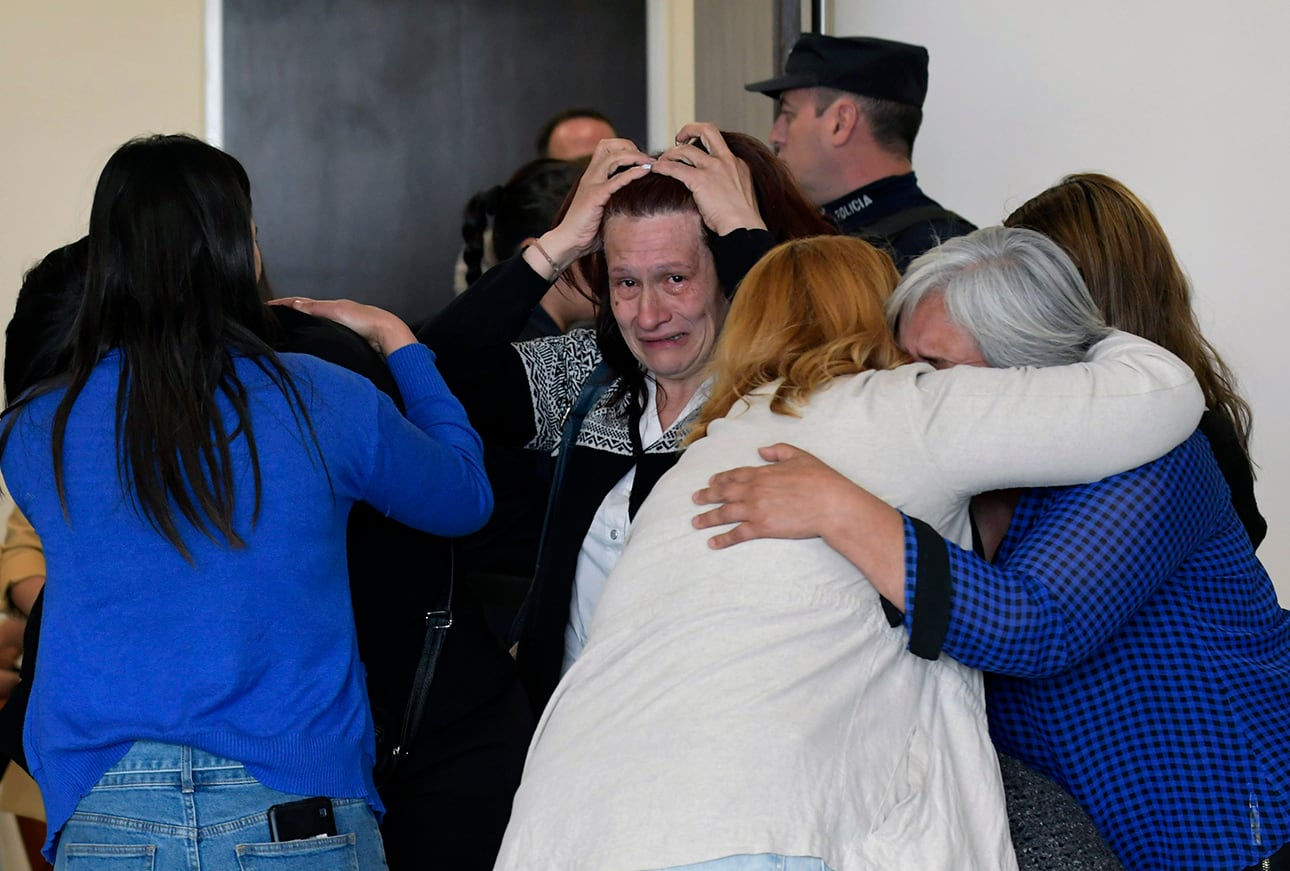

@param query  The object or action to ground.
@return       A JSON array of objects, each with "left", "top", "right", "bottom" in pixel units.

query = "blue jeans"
[
  {"left": 655, "top": 856, "right": 835, "bottom": 871},
  {"left": 53, "top": 741, "right": 387, "bottom": 870}
]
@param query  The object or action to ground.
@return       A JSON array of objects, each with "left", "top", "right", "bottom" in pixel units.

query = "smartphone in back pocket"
[{"left": 267, "top": 796, "right": 337, "bottom": 842}]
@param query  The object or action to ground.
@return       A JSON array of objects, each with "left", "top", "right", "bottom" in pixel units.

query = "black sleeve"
[
  {"left": 905, "top": 516, "right": 954, "bottom": 660},
  {"left": 1197, "top": 409, "right": 1267, "bottom": 549},
  {"left": 713, "top": 228, "right": 775, "bottom": 298},
  {"left": 0, "top": 587, "right": 41, "bottom": 773},
  {"left": 415, "top": 255, "right": 551, "bottom": 446},
  {"left": 269, "top": 306, "right": 403, "bottom": 408},
  {"left": 418, "top": 255, "right": 552, "bottom": 356}
]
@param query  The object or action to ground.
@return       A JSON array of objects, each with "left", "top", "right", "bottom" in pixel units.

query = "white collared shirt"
[{"left": 561, "top": 377, "right": 710, "bottom": 673}]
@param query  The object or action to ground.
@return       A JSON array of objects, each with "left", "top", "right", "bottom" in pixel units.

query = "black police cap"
[{"left": 745, "top": 34, "right": 929, "bottom": 107}]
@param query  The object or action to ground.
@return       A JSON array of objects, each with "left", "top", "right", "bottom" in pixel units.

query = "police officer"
[{"left": 747, "top": 34, "right": 975, "bottom": 269}]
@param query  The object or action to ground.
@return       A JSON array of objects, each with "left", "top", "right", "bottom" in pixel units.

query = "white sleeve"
[{"left": 906, "top": 330, "right": 1205, "bottom": 495}]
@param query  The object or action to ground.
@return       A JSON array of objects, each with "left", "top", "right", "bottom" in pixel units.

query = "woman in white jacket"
[{"left": 494, "top": 230, "right": 1204, "bottom": 871}]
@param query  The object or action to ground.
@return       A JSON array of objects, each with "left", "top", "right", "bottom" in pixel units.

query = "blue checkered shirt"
[{"left": 902, "top": 431, "right": 1290, "bottom": 870}]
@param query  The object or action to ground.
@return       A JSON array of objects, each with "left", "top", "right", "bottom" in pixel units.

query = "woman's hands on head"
[
  {"left": 525, "top": 138, "right": 653, "bottom": 280},
  {"left": 653, "top": 122, "right": 767, "bottom": 235},
  {"left": 269, "top": 297, "right": 417, "bottom": 357},
  {"left": 523, "top": 124, "right": 768, "bottom": 283}
]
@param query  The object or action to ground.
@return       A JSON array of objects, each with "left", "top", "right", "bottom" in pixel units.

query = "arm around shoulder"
[{"left": 918, "top": 330, "right": 1204, "bottom": 495}]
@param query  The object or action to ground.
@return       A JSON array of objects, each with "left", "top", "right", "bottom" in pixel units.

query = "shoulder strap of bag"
[
  {"left": 534, "top": 358, "right": 615, "bottom": 574},
  {"left": 508, "top": 359, "right": 615, "bottom": 646},
  {"left": 858, "top": 205, "right": 971, "bottom": 241},
  {"left": 387, "top": 545, "right": 454, "bottom": 770}
]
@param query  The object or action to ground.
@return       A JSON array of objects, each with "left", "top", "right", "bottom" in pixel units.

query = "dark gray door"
[{"left": 224, "top": 0, "right": 647, "bottom": 322}]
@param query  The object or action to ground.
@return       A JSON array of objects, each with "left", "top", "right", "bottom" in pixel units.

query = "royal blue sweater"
[{"left": 1, "top": 344, "right": 491, "bottom": 858}]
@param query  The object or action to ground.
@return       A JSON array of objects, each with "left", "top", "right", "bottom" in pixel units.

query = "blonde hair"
[{"left": 689, "top": 235, "right": 906, "bottom": 441}]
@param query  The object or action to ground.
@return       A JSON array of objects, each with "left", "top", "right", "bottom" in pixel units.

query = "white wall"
[
  {"left": 0, "top": 1, "right": 206, "bottom": 509},
  {"left": 0, "top": 1, "right": 206, "bottom": 321},
  {"left": 834, "top": 0, "right": 1290, "bottom": 602},
  {"left": 647, "top": 0, "right": 697, "bottom": 151},
  {"left": 0, "top": 0, "right": 205, "bottom": 850}
]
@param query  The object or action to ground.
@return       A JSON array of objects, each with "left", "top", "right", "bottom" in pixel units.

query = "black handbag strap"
[
  {"left": 387, "top": 546, "right": 454, "bottom": 769},
  {"left": 509, "top": 359, "right": 615, "bottom": 647},
  {"left": 857, "top": 204, "right": 972, "bottom": 241},
  {"left": 534, "top": 359, "right": 615, "bottom": 578}
]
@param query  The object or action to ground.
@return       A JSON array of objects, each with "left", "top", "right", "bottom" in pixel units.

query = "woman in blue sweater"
[{"left": 0, "top": 134, "right": 492, "bottom": 869}]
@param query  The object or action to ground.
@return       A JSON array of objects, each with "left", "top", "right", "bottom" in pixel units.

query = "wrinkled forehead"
[
  {"left": 602, "top": 211, "right": 713, "bottom": 277},
  {"left": 603, "top": 209, "right": 705, "bottom": 247}
]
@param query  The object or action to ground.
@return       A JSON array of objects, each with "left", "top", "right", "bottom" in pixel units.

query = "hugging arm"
[
  {"left": 908, "top": 332, "right": 1203, "bottom": 493},
  {"left": 694, "top": 333, "right": 1204, "bottom": 601},
  {"left": 692, "top": 443, "right": 906, "bottom": 604},
  {"left": 700, "top": 432, "right": 1229, "bottom": 670}
]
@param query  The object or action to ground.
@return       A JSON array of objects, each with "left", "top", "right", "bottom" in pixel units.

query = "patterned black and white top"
[{"left": 515, "top": 329, "right": 693, "bottom": 457}]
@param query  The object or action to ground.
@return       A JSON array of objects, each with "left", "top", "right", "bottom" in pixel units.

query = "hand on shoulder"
[{"left": 269, "top": 298, "right": 416, "bottom": 357}]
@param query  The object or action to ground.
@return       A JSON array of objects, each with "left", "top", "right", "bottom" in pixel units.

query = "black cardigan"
[{"left": 420, "top": 230, "right": 775, "bottom": 712}]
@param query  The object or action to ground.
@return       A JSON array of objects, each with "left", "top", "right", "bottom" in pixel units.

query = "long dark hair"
[
  {"left": 5, "top": 134, "right": 317, "bottom": 560},
  {"left": 575, "top": 130, "right": 836, "bottom": 405},
  {"left": 5, "top": 237, "right": 89, "bottom": 401}
]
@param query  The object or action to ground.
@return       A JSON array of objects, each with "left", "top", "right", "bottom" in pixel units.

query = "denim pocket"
[
  {"left": 235, "top": 833, "right": 359, "bottom": 871},
  {"left": 61, "top": 842, "right": 156, "bottom": 870}
]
